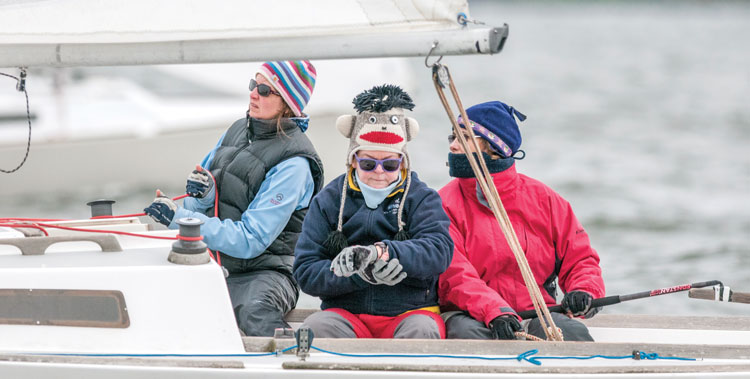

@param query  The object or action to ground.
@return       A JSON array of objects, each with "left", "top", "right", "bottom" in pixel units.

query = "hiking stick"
[{"left": 517, "top": 280, "right": 725, "bottom": 319}]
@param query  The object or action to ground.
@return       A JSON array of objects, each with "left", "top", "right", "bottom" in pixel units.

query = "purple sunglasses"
[{"left": 355, "top": 156, "right": 403, "bottom": 172}]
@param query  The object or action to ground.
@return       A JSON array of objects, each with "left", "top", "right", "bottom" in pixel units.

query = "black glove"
[
  {"left": 489, "top": 315, "right": 522, "bottom": 340},
  {"left": 144, "top": 189, "right": 177, "bottom": 226},
  {"left": 561, "top": 290, "right": 599, "bottom": 318},
  {"left": 186, "top": 165, "right": 213, "bottom": 199}
]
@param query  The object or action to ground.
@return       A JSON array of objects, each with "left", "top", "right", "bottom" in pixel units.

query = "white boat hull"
[{"left": 2, "top": 213, "right": 749, "bottom": 378}]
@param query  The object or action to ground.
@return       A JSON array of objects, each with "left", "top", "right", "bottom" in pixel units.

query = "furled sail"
[{"left": 0, "top": 0, "right": 507, "bottom": 67}]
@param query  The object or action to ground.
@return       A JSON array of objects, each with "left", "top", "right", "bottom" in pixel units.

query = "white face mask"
[{"left": 355, "top": 170, "right": 401, "bottom": 209}]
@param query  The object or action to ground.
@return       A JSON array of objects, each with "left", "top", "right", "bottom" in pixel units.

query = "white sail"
[{"left": 0, "top": 0, "right": 507, "bottom": 67}]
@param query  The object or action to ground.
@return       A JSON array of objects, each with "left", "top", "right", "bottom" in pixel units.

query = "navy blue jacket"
[{"left": 293, "top": 170, "right": 453, "bottom": 316}]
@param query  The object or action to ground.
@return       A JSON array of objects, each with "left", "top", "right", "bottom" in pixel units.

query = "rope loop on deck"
[{"left": 515, "top": 349, "right": 542, "bottom": 365}]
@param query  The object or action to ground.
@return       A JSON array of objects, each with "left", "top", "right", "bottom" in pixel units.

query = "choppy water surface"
[
  {"left": 408, "top": 0, "right": 750, "bottom": 316},
  {"left": 2, "top": 1, "right": 749, "bottom": 316}
]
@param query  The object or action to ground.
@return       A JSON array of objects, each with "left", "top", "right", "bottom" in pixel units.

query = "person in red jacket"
[{"left": 438, "top": 101, "right": 605, "bottom": 341}]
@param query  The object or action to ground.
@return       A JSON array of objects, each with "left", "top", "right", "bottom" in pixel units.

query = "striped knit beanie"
[{"left": 258, "top": 61, "right": 316, "bottom": 117}]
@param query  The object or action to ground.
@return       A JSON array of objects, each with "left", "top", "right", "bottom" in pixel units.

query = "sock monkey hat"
[
  {"left": 336, "top": 84, "right": 420, "bottom": 168},
  {"left": 325, "top": 85, "right": 419, "bottom": 254}
]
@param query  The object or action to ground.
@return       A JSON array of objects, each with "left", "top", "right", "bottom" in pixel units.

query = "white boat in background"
[
  {"left": 0, "top": 58, "right": 416, "bottom": 197},
  {"left": 2, "top": 0, "right": 749, "bottom": 377},
  {"left": 2, "top": 0, "right": 441, "bottom": 198}
]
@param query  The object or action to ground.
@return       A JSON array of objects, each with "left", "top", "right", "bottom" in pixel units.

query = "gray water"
[
  {"left": 406, "top": 0, "right": 750, "bottom": 316},
  {"left": 2, "top": 1, "right": 749, "bottom": 317}
]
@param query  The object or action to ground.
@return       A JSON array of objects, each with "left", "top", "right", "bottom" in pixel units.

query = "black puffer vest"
[{"left": 209, "top": 116, "right": 324, "bottom": 276}]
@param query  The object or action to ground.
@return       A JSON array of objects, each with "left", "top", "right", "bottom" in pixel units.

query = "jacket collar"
[
  {"left": 346, "top": 167, "right": 408, "bottom": 198},
  {"left": 456, "top": 162, "right": 520, "bottom": 200},
  {"left": 247, "top": 116, "right": 303, "bottom": 141}
]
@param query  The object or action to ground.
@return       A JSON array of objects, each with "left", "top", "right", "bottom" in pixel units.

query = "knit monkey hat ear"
[{"left": 335, "top": 84, "right": 420, "bottom": 167}]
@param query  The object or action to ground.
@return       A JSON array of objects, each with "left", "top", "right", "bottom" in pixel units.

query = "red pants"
[{"left": 323, "top": 308, "right": 446, "bottom": 339}]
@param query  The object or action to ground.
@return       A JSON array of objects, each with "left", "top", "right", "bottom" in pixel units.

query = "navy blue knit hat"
[{"left": 458, "top": 101, "right": 526, "bottom": 158}]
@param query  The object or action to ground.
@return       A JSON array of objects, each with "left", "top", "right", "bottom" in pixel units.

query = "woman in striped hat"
[{"left": 144, "top": 61, "right": 325, "bottom": 336}]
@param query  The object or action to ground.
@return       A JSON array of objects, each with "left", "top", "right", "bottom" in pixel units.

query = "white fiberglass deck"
[{"left": 0, "top": 244, "right": 243, "bottom": 355}]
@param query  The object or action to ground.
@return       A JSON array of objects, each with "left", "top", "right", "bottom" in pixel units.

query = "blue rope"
[
  {"left": 534, "top": 351, "right": 695, "bottom": 365},
  {"left": 310, "top": 345, "right": 524, "bottom": 362},
  {"left": 23, "top": 346, "right": 695, "bottom": 367},
  {"left": 310, "top": 347, "right": 695, "bottom": 366}
]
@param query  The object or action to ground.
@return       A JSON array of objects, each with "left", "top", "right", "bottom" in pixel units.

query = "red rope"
[
  {"left": 176, "top": 235, "right": 203, "bottom": 242},
  {"left": 89, "top": 194, "right": 189, "bottom": 219},
  {"left": 35, "top": 222, "right": 179, "bottom": 240},
  {"left": 1, "top": 194, "right": 191, "bottom": 222},
  {"left": 172, "top": 194, "right": 189, "bottom": 201},
  {"left": 209, "top": 171, "right": 222, "bottom": 266},
  {"left": 3, "top": 189, "right": 225, "bottom": 266},
  {"left": 91, "top": 213, "right": 145, "bottom": 219}
]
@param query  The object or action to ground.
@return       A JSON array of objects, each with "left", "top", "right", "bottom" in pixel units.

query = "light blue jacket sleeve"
[
  {"left": 183, "top": 132, "right": 225, "bottom": 213},
  {"left": 171, "top": 156, "right": 315, "bottom": 259}
]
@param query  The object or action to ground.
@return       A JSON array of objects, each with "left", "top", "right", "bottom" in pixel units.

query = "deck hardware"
[
  {"left": 295, "top": 327, "right": 313, "bottom": 361},
  {"left": 274, "top": 327, "right": 295, "bottom": 339},
  {"left": 167, "top": 218, "right": 211, "bottom": 265},
  {"left": 0, "top": 234, "right": 122, "bottom": 255},
  {"left": 456, "top": 12, "right": 486, "bottom": 27},
  {"left": 424, "top": 41, "right": 443, "bottom": 68},
  {"left": 16, "top": 68, "right": 26, "bottom": 91},
  {"left": 433, "top": 64, "right": 450, "bottom": 89},
  {"left": 87, "top": 199, "right": 116, "bottom": 217},
  {"left": 274, "top": 328, "right": 295, "bottom": 356}
]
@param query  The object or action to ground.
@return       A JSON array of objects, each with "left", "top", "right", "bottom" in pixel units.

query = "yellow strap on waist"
[{"left": 399, "top": 305, "right": 441, "bottom": 316}]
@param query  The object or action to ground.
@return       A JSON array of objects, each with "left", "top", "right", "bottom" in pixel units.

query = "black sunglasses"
[
  {"left": 355, "top": 156, "right": 403, "bottom": 172},
  {"left": 249, "top": 79, "right": 280, "bottom": 97}
]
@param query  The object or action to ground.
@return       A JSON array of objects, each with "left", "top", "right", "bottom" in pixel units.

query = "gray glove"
[
  {"left": 365, "top": 258, "right": 407, "bottom": 286},
  {"left": 144, "top": 190, "right": 177, "bottom": 226},
  {"left": 330, "top": 245, "right": 378, "bottom": 278},
  {"left": 186, "top": 165, "right": 213, "bottom": 198}
]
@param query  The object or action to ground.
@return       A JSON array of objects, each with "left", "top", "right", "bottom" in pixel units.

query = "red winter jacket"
[{"left": 438, "top": 164, "right": 604, "bottom": 326}]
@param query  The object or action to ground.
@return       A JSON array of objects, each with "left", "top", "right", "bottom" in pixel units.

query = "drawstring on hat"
[
  {"left": 323, "top": 178, "right": 351, "bottom": 255},
  {"left": 393, "top": 169, "right": 412, "bottom": 241}
]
